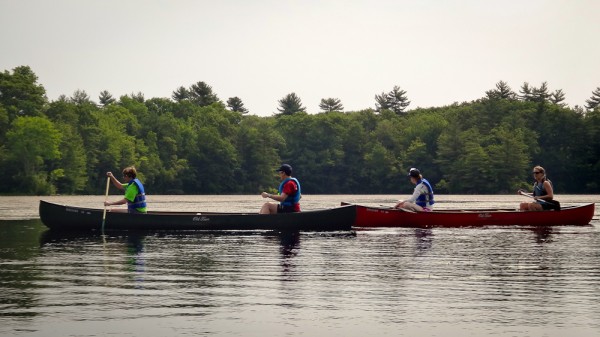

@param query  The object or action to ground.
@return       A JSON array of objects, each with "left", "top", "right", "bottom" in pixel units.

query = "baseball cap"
[
  {"left": 276, "top": 164, "right": 292, "bottom": 175},
  {"left": 408, "top": 168, "right": 420, "bottom": 178}
]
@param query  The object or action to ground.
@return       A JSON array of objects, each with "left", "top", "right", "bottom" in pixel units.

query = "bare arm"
[
  {"left": 107, "top": 172, "right": 124, "bottom": 191},
  {"left": 536, "top": 181, "right": 554, "bottom": 201},
  {"left": 104, "top": 198, "right": 127, "bottom": 206},
  {"left": 261, "top": 191, "right": 288, "bottom": 202}
]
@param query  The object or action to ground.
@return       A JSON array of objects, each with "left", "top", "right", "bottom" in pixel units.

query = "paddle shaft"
[
  {"left": 101, "top": 177, "right": 110, "bottom": 231},
  {"left": 519, "top": 190, "right": 549, "bottom": 204}
]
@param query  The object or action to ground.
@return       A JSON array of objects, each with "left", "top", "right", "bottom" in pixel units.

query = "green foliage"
[
  {"left": 0, "top": 66, "right": 47, "bottom": 121},
  {"left": 4, "top": 116, "right": 61, "bottom": 194},
  {"left": 236, "top": 116, "right": 282, "bottom": 192},
  {"left": 99, "top": 90, "right": 116, "bottom": 106},
  {"left": 226, "top": 96, "right": 249, "bottom": 114},
  {"left": 277, "top": 93, "right": 306, "bottom": 115},
  {"left": 51, "top": 123, "right": 88, "bottom": 194},
  {"left": 485, "top": 81, "right": 516, "bottom": 100},
  {"left": 189, "top": 81, "right": 220, "bottom": 107},
  {"left": 172, "top": 86, "right": 189, "bottom": 102},
  {"left": 1, "top": 66, "right": 598, "bottom": 195},
  {"left": 375, "top": 86, "right": 410, "bottom": 115},
  {"left": 585, "top": 87, "right": 600, "bottom": 111},
  {"left": 319, "top": 98, "right": 344, "bottom": 112},
  {"left": 0, "top": 105, "right": 9, "bottom": 143},
  {"left": 70, "top": 89, "right": 93, "bottom": 105}
]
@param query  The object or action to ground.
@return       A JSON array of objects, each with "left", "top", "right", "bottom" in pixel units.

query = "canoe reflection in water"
[
  {"left": 126, "top": 235, "right": 146, "bottom": 284},
  {"left": 414, "top": 228, "right": 433, "bottom": 253}
]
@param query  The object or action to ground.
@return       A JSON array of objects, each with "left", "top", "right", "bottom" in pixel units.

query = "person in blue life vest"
[
  {"left": 104, "top": 166, "right": 147, "bottom": 214},
  {"left": 394, "top": 168, "right": 435, "bottom": 212},
  {"left": 518, "top": 165, "right": 558, "bottom": 211},
  {"left": 260, "top": 164, "right": 301, "bottom": 214}
]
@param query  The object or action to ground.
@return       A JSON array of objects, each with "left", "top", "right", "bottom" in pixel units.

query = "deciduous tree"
[
  {"left": 0, "top": 65, "right": 47, "bottom": 121},
  {"left": 5, "top": 116, "right": 61, "bottom": 194}
]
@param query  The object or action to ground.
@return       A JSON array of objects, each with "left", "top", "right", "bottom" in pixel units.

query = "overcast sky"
[{"left": 2, "top": 0, "right": 599, "bottom": 116}]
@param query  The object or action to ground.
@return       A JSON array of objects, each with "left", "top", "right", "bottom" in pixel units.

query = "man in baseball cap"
[
  {"left": 275, "top": 164, "right": 292, "bottom": 176},
  {"left": 395, "top": 167, "right": 435, "bottom": 212},
  {"left": 260, "top": 164, "right": 302, "bottom": 214}
]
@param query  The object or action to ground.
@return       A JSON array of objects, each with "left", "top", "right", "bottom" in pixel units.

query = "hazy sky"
[{"left": 2, "top": 0, "right": 599, "bottom": 116}]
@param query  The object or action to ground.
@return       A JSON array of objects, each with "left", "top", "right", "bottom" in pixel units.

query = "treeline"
[{"left": 1, "top": 66, "right": 600, "bottom": 196}]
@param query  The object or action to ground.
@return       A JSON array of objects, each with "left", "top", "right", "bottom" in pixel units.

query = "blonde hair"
[{"left": 533, "top": 165, "right": 546, "bottom": 180}]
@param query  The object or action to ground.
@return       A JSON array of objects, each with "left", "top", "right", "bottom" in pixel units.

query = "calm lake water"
[{"left": 1, "top": 195, "right": 599, "bottom": 337}]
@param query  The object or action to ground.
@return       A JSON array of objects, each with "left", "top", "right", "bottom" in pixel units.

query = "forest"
[{"left": 1, "top": 65, "right": 600, "bottom": 196}]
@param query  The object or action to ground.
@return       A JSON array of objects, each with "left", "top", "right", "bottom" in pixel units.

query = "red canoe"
[{"left": 344, "top": 202, "right": 596, "bottom": 227}]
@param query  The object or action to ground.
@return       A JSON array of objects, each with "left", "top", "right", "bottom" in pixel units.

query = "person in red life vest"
[
  {"left": 104, "top": 166, "right": 147, "bottom": 214},
  {"left": 260, "top": 164, "right": 302, "bottom": 214}
]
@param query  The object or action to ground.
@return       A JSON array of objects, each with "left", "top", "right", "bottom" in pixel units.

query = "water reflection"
[
  {"left": 277, "top": 231, "right": 300, "bottom": 257},
  {"left": 125, "top": 234, "right": 146, "bottom": 285},
  {"left": 3, "top": 207, "right": 600, "bottom": 337},
  {"left": 39, "top": 230, "right": 102, "bottom": 245},
  {"left": 414, "top": 228, "right": 433, "bottom": 253},
  {"left": 530, "top": 226, "right": 554, "bottom": 243},
  {"left": 277, "top": 231, "right": 301, "bottom": 277}
]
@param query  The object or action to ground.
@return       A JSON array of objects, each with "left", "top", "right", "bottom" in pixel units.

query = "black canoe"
[{"left": 39, "top": 200, "right": 356, "bottom": 231}]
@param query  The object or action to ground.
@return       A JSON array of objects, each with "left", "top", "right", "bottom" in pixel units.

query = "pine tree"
[
  {"left": 277, "top": 93, "right": 306, "bottom": 115},
  {"left": 319, "top": 98, "right": 344, "bottom": 112},
  {"left": 374, "top": 91, "right": 391, "bottom": 112},
  {"left": 375, "top": 86, "right": 410, "bottom": 114},
  {"left": 227, "top": 97, "right": 249, "bottom": 114},
  {"left": 188, "top": 81, "right": 219, "bottom": 107},
  {"left": 585, "top": 87, "right": 600, "bottom": 110},
  {"left": 172, "top": 86, "right": 189, "bottom": 102},
  {"left": 485, "top": 81, "right": 516, "bottom": 100},
  {"left": 519, "top": 82, "right": 534, "bottom": 101},
  {"left": 386, "top": 86, "right": 410, "bottom": 114},
  {"left": 550, "top": 89, "right": 566, "bottom": 106},
  {"left": 99, "top": 90, "right": 115, "bottom": 106}
]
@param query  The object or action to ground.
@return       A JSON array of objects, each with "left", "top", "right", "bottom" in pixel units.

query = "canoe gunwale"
[
  {"left": 39, "top": 200, "right": 356, "bottom": 231},
  {"left": 345, "top": 202, "right": 595, "bottom": 227}
]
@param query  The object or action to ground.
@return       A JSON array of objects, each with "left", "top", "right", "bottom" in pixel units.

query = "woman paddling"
[{"left": 518, "top": 165, "right": 558, "bottom": 211}]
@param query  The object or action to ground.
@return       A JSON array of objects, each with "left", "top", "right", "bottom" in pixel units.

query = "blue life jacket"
[
  {"left": 415, "top": 178, "right": 435, "bottom": 208},
  {"left": 127, "top": 178, "right": 147, "bottom": 212},
  {"left": 278, "top": 178, "right": 301, "bottom": 207}
]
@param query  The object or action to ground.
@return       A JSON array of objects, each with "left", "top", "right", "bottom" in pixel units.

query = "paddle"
[
  {"left": 380, "top": 204, "right": 417, "bottom": 213},
  {"left": 101, "top": 177, "right": 110, "bottom": 232},
  {"left": 518, "top": 190, "right": 549, "bottom": 204},
  {"left": 519, "top": 190, "right": 561, "bottom": 210}
]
